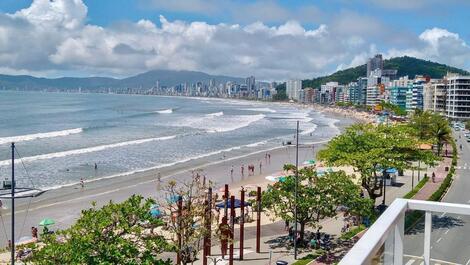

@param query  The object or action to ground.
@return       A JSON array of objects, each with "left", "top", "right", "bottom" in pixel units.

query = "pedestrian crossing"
[{"left": 404, "top": 256, "right": 462, "bottom": 265}]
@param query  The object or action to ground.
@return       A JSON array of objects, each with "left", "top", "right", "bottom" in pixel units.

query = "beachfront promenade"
[{"left": 189, "top": 162, "right": 436, "bottom": 265}]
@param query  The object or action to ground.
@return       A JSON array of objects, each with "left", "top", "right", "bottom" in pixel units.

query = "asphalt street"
[{"left": 403, "top": 131, "right": 470, "bottom": 265}]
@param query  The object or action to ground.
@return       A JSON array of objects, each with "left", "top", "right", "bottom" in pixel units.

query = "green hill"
[{"left": 302, "top": 56, "right": 470, "bottom": 88}]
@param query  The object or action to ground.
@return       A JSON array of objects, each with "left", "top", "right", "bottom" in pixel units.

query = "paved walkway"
[
  {"left": 413, "top": 148, "right": 452, "bottom": 201},
  {"left": 192, "top": 166, "right": 430, "bottom": 265}
]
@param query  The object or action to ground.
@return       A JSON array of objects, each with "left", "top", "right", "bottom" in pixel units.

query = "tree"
[
  {"left": 430, "top": 115, "right": 452, "bottom": 156},
  {"left": 409, "top": 110, "right": 434, "bottom": 141},
  {"left": 30, "top": 195, "right": 171, "bottom": 265},
  {"left": 160, "top": 170, "right": 210, "bottom": 264},
  {"left": 318, "top": 123, "right": 436, "bottom": 204},
  {"left": 262, "top": 165, "right": 372, "bottom": 242},
  {"left": 410, "top": 111, "right": 452, "bottom": 156},
  {"left": 379, "top": 101, "right": 407, "bottom": 116}
]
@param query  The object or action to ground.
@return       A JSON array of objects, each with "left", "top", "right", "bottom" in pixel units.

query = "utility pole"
[
  {"left": 294, "top": 121, "right": 299, "bottom": 260},
  {"left": 11, "top": 143, "right": 15, "bottom": 265},
  {"left": 0, "top": 143, "right": 45, "bottom": 265}
]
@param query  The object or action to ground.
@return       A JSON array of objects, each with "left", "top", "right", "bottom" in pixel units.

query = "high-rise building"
[
  {"left": 423, "top": 81, "right": 447, "bottom": 115},
  {"left": 286, "top": 80, "right": 302, "bottom": 101},
  {"left": 245, "top": 76, "right": 256, "bottom": 94},
  {"left": 445, "top": 74, "right": 470, "bottom": 120},
  {"left": 367, "top": 54, "right": 384, "bottom": 77},
  {"left": 405, "top": 76, "right": 426, "bottom": 113}
]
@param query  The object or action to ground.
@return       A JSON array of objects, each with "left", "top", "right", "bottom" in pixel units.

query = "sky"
[{"left": 0, "top": 0, "right": 469, "bottom": 81}]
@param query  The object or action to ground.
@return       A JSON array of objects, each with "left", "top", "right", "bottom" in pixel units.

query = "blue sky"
[{"left": 0, "top": 0, "right": 469, "bottom": 80}]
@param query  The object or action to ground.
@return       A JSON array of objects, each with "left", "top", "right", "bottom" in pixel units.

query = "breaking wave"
[
  {"left": 155, "top": 109, "right": 173, "bottom": 114},
  {"left": 206, "top": 112, "right": 224, "bottom": 117},
  {"left": 0, "top": 135, "right": 177, "bottom": 166},
  {"left": 0, "top": 128, "right": 83, "bottom": 145}
]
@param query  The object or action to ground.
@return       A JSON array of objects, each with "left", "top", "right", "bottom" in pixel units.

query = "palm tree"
[{"left": 430, "top": 114, "right": 452, "bottom": 156}]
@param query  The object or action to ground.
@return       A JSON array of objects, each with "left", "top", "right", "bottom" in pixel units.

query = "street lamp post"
[
  {"left": 294, "top": 121, "right": 299, "bottom": 260},
  {"left": 0, "top": 143, "right": 45, "bottom": 265}
]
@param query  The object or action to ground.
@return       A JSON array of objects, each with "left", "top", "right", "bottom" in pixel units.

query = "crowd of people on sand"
[{"left": 229, "top": 152, "right": 272, "bottom": 180}]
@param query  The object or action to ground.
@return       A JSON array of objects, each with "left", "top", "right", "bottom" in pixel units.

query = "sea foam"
[
  {"left": 156, "top": 109, "right": 173, "bottom": 114},
  {"left": 0, "top": 128, "right": 83, "bottom": 145},
  {"left": 0, "top": 135, "right": 177, "bottom": 166}
]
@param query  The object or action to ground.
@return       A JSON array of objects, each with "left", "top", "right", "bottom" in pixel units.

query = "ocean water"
[{"left": 0, "top": 91, "right": 339, "bottom": 189}]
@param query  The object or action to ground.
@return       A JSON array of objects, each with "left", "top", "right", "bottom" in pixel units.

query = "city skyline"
[{"left": 0, "top": 0, "right": 469, "bottom": 80}]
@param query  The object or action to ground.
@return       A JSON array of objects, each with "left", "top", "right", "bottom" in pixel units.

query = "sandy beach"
[{"left": 0, "top": 107, "right": 361, "bottom": 249}]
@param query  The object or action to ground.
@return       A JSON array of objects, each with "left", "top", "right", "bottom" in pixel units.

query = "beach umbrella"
[
  {"left": 39, "top": 218, "right": 55, "bottom": 226},
  {"left": 149, "top": 204, "right": 162, "bottom": 218},
  {"left": 167, "top": 195, "right": 181, "bottom": 204},
  {"left": 215, "top": 199, "right": 251, "bottom": 209},
  {"left": 150, "top": 208, "right": 162, "bottom": 218},
  {"left": 265, "top": 175, "right": 278, "bottom": 182},
  {"left": 302, "top": 159, "right": 316, "bottom": 165}
]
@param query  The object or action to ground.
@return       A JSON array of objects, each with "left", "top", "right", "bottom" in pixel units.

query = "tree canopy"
[
  {"left": 30, "top": 195, "right": 170, "bottom": 265},
  {"left": 262, "top": 165, "right": 373, "bottom": 241},
  {"left": 317, "top": 123, "right": 437, "bottom": 203}
]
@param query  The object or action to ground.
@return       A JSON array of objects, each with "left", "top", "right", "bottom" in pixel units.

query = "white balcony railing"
[{"left": 339, "top": 198, "right": 470, "bottom": 265}]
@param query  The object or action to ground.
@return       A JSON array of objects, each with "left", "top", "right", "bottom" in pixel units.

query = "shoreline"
[{"left": 0, "top": 100, "right": 366, "bottom": 247}]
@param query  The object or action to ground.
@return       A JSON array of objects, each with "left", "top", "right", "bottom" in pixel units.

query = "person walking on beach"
[
  {"left": 80, "top": 178, "right": 85, "bottom": 189},
  {"left": 259, "top": 160, "right": 262, "bottom": 175},
  {"left": 156, "top": 172, "right": 162, "bottom": 190},
  {"left": 94, "top": 163, "right": 98, "bottom": 170},
  {"left": 230, "top": 165, "right": 234, "bottom": 178},
  {"left": 268, "top": 153, "right": 271, "bottom": 164},
  {"left": 241, "top": 164, "right": 245, "bottom": 177},
  {"left": 219, "top": 217, "right": 230, "bottom": 259}
]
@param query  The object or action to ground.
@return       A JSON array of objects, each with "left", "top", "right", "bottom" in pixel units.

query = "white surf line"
[
  {"left": 8, "top": 142, "right": 300, "bottom": 214},
  {"left": 445, "top": 228, "right": 450, "bottom": 235},
  {"left": 0, "top": 128, "right": 83, "bottom": 145},
  {"left": 465, "top": 258, "right": 470, "bottom": 265},
  {"left": 440, "top": 212, "right": 447, "bottom": 218},
  {"left": 9, "top": 177, "right": 159, "bottom": 215},
  {"left": 8, "top": 136, "right": 336, "bottom": 215},
  {"left": 0, "top": 135, "right": 176, "bottom": 166},
  {"left": 436, "top": 237, "right": 443, "bottom": 243},
  {"left": 405, "top": 260, "right": 416, "bottom": 265},
  {"left": 404, "top": 254, "right": 462, "bottom": 265}
]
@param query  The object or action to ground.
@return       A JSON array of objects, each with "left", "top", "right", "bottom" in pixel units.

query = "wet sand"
[{"left": 0, "top": 111, "right": 359, "bottom": 247}]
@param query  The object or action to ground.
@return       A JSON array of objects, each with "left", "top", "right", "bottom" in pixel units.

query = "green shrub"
[
  {"left": 405, "top": 139, "right": 457, "bottom": 230},
  {"left": 403, "top": 176, "right": 429, "bottom": 199},
  {"left": 340, "top": 225, "right": 366, "bottom": 240}
]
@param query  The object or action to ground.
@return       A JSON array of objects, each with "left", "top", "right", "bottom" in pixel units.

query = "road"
[{"left": 403, "top": 131, "right": 470, "bottom": 265}]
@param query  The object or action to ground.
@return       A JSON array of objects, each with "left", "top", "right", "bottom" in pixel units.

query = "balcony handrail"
[{"left": 339, "top": 198, "right": 470, "bottom": 265}]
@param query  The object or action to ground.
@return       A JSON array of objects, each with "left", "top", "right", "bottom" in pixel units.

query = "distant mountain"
[
  {"left": 302, "top": 56, "right": 470, "bottom": 88},
  {"left": 0, "top": 70, "right": 244, "bottom": 90}
]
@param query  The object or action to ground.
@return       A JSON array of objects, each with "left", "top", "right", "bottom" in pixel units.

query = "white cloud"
[{"left": 0, "top": 0, "right": 468, "bottom": 81}]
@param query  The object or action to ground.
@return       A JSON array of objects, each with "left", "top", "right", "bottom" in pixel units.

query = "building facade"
[{"left": 445, "top": 74, "right": 470, "bottom": 120}]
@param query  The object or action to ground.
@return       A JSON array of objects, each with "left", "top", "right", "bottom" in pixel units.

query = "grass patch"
[
  {"left": 292, "top": 253, "right": 323, "bottom": 265},
  {"left": 340, "top": 224, "right": 366, "bottom": 240},
  {"left": 405, "top": 140, "right": 458, "bottom": 230},
  {"left": 403, "top": 176, "right": 429, "bottom": 199}
]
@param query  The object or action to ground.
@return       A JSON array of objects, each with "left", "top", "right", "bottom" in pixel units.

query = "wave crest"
[
  {"left": 0, "top": 128, "right": 83, "bottom": 145},
  {"left": 206, "top": 112, "right": 224, "bottom": 117},
  {"left": 0, "top": 135, "right": 177, "bottom": 166},
  {"left": 156, "top": 109, "right": 173, "bottom": 114}
]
